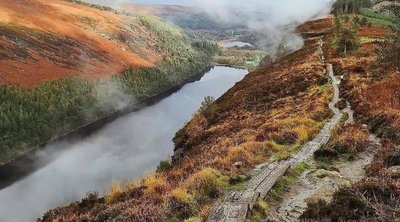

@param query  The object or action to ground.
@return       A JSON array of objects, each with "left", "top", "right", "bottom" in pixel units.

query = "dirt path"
[
  {"left": 267, "top": 112, "right": 380, "bottom": 222},
  {"left": 207, "top": 38, "right": 343, "bottom": 222},
  {"left": 267, "top": 134, "right": 380, "bottom": 222},
  {"left": 266, "top": 69, "right": 381, "bottom": 222}
]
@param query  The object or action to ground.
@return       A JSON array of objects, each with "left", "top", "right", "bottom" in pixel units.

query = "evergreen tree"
[
  {"left": 333, "top": 0, "right": 372, "bottom": 15},
  {"left": 335, "top": 18, "right": 360, "bottom": 55}
]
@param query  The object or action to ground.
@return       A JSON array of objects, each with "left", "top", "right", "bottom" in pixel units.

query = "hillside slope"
[
  {"left": 39, "top": 19, "right": 334, "bottom": 221},
  {"left": 0, "top": 0, "right": 216, "bottom": 164},
  {"left": 290, "top": 3, "right": 400, "bottom": 221},
  {"left": 123, "top": 3, "right": 200, "bottom": 17},
  {"left": 0, "top": 0, "right": 163, "bottom": 87}
]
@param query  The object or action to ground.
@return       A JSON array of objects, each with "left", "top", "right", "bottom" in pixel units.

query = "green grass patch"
[
  {"left": 266, "top": 162, "right": 310, "bottom": 205},
  {"left": 225, "top": 175, "right": 251, "bottom": 192},
  {"left": 359, "top": 8, "right": 394, "bottom": 21},
  {"left": 358, "top": 8, "right": 395, "bottom": 27},
  {"left": 245, "top": 200, "right": 269, "bottom": 222},
  {"left": 246, "top": 162, "right": 310, "bottom": 221}
]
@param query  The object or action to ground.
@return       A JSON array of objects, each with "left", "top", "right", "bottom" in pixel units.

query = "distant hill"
[
  {"left": 0, "top": 0, "right": 166, "bottom": 87},
  {"left": 123, "top": 3, "right": 200, "bottom": 16},
  {"left": 123, "top": 3, "right": 244, "bottom": 31}
]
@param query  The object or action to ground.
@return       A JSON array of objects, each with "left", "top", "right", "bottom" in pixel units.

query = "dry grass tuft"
[
  {"left": 315, "top": 124, "right": 371, "bottom": 159},
  {"left": 185, "top": 168, "right": 227, "bottom": 204},
  {"left": 105, "top": 181, "right": 123, "bottom": 204},
  {"left": 166, "top": 187, "right": 196, "bottom": 220},
  {"left": 144, "top": 175, "right": 169, "bottom": 196}
]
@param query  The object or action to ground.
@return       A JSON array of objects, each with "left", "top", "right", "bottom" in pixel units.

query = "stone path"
[
  {"left": 207, "top": 38, "right": 343, "bottom": 222},
  {"left": 343, "top": 101, "right": 355, "bottom": 125}
]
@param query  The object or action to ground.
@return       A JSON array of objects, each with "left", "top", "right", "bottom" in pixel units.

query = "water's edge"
[{"left": 0, "top": 65, "right": 218, "bottom": 189}]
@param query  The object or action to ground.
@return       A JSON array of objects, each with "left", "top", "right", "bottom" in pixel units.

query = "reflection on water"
[{"left": 0, "top": 66, "right": 248, "bottom": 222}]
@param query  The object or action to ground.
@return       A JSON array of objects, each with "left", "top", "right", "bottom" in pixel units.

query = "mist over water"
[
  {"left": 84, "top": 0, "right": 332, "bottom": 55},
  {"left": 0, "top": 67, "right": 247, "bottom": 222},
  {"left": 195, "top": 0, "right": 333, "bottom": 54}
]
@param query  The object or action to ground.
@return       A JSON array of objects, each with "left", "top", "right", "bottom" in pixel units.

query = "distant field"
[{"left": 358, "top": 7, "right": 395, "bottom": 27}]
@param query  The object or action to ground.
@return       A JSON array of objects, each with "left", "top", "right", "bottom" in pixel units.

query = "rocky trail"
[
  {"left": 267, "top": 130, "right": 380, "bottom": 221},
  {"left": 266, "top": 95, "right": 381, "bottom": 221},
  {"left": 207, "top": 38, "right": 345, "bottom": 222}
]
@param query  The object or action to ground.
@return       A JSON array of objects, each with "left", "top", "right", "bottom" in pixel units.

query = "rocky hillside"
[{"left": 0, "top": 0, "right": 166, "bottom": 87}]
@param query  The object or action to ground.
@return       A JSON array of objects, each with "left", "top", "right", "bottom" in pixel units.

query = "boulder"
[
  {"left": 233, "top": 161, "right": 243, "bottom": 168},
  {"left": 310, "top": 169, "right": 343, "bottom": 180}
]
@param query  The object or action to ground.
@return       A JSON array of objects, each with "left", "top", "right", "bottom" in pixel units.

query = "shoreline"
[{"left": 0, "top": 65, "right": 217, "bottom": 190}]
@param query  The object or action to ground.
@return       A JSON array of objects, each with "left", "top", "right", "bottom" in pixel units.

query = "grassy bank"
[{"left": 213, "top": 47, "right": 266, "bottom": 70}]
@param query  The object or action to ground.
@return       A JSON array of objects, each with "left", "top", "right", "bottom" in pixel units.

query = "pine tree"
[{"left": 335, "top": 18, "right": 360, "bottom": 55}]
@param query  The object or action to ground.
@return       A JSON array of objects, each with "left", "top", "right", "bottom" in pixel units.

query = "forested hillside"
[{"left": 0, "top": 0, "right": 218, "bottom": 164}]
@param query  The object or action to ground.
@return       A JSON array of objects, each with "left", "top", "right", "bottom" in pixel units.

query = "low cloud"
[{"left": 195, "top": 0, "right": 333, "bottom": 55}]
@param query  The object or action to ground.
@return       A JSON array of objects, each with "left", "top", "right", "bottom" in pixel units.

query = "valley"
[
  {"left": 0, "top": 0, "right": 217, "bottom": 165},
  {"left": 1, "top": 0, "right": 400, "bottom": 222},
  {"left": 0, "top": 66, "right": 247, "bottom": 222}
]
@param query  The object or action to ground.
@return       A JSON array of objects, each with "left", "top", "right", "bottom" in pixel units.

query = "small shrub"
[
  {"left": 385, "top": 147, "right": 400, "bottom": 167},
  {"left": 271, "top": 130, "right": 298, "bottom": 145},
  {"left": 185, "top": 168, "right": 227, "bottom": 204},
  {"left": 77, "top": 192, "right": 100, "bottom": 213},
  {"left": 360, "top": 17, "right": 369, "bottom": 26},
  {"left": 301, "top": 178, "right": 400, "bottom": 221},
  {"left": 166, "top": 188, "right": 196, "bottom": 220},
  {"left": 198, "top": 96, "right": 215, "bottom": 114},
  {"left": 156, "top": 160, "right": 172, "bottom": 173},
  {"left": 315, "top": 124, "right": 371, "bottom": 159},
  {"left": 301, "top": 187, "right": 369, "bottom": 221},
  {"left": 353, "top": 16, "right": 360, "bottom": 24},
  {"left": 229, "top": 175, "right": 250, "bottom": 185}
]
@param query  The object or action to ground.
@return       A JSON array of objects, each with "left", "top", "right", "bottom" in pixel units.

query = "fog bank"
[
  {"left": 85, "top": 0, "right": 333, "bottom": 55},
  {"left": 196, "top": 0, "right": 333, "bottom": 55}
]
